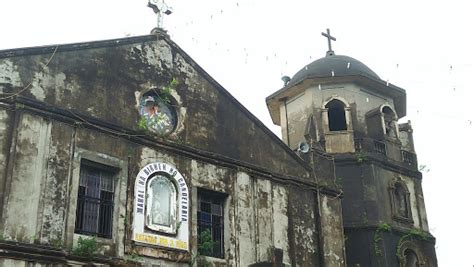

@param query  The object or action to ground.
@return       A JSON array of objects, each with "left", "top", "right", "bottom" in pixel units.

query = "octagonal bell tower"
[{"left": 266, "top": 29, "right": 437, "bottom": 266}]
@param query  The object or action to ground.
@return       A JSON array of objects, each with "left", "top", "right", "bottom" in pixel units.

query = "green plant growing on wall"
[
  {"left": 198, "top": 229, "right": 215, "bottom": 257},
  {"left": 120, "top": 214, "right": 129, "bottom": 227},
  {"left": 190, "top": 229, "right": 217, "bottom": 267},
  {"left": 72, "top": 236, "right": 99, "bottom": 258},
  {"left": 50, "top": 237, "right": 63, "bottom": 248},
  {"left": 158, "top": 77, "right": 178, "bottom": 104},
  {"left": 176, "top": 221, "right": 182, "bottom": 232},
  {"left": 355, "top": 151, "right": 368, "bottom": 163},
  {"left": 15, "top": 103, "right": 25, "bottom": 110},
  {"left": 125, "top": 248, "right": 143, "bottom": 262},
  {"left": 373, "top": 222, "right": 391, "bottom": 257},
  {"left": 396, "top": 229, "right": 428, "bottom": 265},
  {"left": 137, "top": 117, "right": 148, "bottom": 131},
  {"left": 362, "top": 211, "right": 369, "bottom": 225}
]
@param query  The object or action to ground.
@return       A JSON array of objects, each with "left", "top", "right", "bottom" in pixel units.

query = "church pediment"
[{"left": 0, "top": 33, "right": 311, "bottom": 180}]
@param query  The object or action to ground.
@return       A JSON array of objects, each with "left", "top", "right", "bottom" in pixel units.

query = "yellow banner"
[{"left": 134, "top": 233, "right": 188, "bottom": 250}]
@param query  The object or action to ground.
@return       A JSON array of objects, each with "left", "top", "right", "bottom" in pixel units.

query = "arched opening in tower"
[{"left": 326, "top": 99, "right": 347, "bottom": 131}]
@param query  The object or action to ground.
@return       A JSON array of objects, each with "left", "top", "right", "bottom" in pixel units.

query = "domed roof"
[{"left": 287, "top": 54, "right": 380, "bottom": 86}]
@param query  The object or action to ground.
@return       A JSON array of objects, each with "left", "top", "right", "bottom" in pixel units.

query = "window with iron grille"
[
  {"left": 75, "top": 161, "right": 115, "bottom": 238},
  {"left": 197, "top": 190, "right": 225, "bottom": 258}
]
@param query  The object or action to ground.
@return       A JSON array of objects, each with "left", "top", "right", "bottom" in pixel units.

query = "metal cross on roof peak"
[
  {"left": 148, "top": 0, "right": 173, "bottom": 30},
  {"left": 321, "top": 28, "right": 336, "bottom": 56}
]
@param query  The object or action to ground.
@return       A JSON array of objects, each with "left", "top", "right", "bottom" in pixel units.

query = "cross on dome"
[{"left": 321, "top": 28, "right": 336, "bottom": 56}]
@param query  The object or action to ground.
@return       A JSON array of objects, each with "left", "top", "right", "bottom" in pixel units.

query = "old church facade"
[{"left": 0, "top": 31, "right": 436, "bottom": 266}]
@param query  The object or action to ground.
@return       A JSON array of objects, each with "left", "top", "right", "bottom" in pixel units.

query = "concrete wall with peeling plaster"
[{"left": 0, "top": 34, "right": 346, "bottom": 266}]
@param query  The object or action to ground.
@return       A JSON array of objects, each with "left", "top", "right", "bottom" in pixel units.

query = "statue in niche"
[
  {"left": 384, "top": 116, "right": 397, "bottom": 138},
  {"left": 382, "top": 106, "right": 397, "bottom": 139},
  {"left": 147, "top": 175, "right": 176, "bottom": 229},
  {"left": 394, "top": 183, "right": 409, "bottom": 218}
]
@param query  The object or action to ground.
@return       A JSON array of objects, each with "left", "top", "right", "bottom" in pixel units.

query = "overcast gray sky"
[{"left": 1, "top": 0, "right": 473, "bottom": 265}]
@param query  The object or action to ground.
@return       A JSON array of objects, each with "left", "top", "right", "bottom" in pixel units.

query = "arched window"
[
  {"left": 325, "top": 99, "right": 347, "bottom": 131},
  {"left": 382, "top": 106, "right": 397, "bottom": 138},
  {"left": 146, "top": 174, "right": 178, "bottom": 234},
  {"left": 404, "top": 249, "right": 419, "bottom": 267}
]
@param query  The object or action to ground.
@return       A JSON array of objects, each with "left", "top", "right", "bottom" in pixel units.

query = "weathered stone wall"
[
  {"left": 2, "top": 112, "right": 51, "bottom": 243},
  {"left": 0, "top": 108, "right": 13, "bottom": 216},
  {"left": 0, "top": 108, "right": 328, "bottom": 265},
  {"left": 0, "top": 35, "right": 310, "bottom": 181},
  {"left": 0, "top": 34, "right": 346, "bottom": 266},
  {"left": 287, "top": 186, "right": 319, "bottom": 266},
  {"left": 336, "top": 161, "right": 427, "bottom": 230},
  {"left": 318, "top": 193, "right": 346, "bottom": 266},
  {"left": 399, "top": 122, "right": 415, "bottom": 152},
  {"left": 278, "top": 81, "right": 416, "bottom": 157},
  {"left": 309, "top": 83, "right": 396, "bottom": 136},
  {"left": 283, "top": 90, "right": 313, "bottom": 149},
  {"left": 336, "top": 159, "right": 436, "bottom": 266},
  {"left": 3, "top": 109, "right": 334, "bottom": 266},
  {"left": 281, "top": 82, "right": 397, "bottom": 146}
]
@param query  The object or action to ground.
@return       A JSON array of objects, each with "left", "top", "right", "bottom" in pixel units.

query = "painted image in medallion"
[{"left": 139, "top": 95, "right": 176, "bottom": 136}]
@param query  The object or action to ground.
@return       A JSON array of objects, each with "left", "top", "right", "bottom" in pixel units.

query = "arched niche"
[
  {"left": 398, "top": 241, "right": 426, "bottom": 267},
  {"left": 381, "top": 105, "right": 399, "bottom": 139},
  {"left": 389, "top": 177, "right": 413, "bottom": 223},
  {"left": 365, "top": 104, "right": 400, "bottom": 140},
  {"left": 146, "top": 173, "right": 178, "bottom": 233}
]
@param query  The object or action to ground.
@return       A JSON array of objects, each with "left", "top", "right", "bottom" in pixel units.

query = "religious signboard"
[{"left": 132, "top": 162, "right": 189, "bottom": 251}]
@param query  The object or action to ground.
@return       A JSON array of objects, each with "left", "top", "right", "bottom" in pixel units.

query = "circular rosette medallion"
[{"left": 139, "top": 95, "right": 177, "bottom": 136}]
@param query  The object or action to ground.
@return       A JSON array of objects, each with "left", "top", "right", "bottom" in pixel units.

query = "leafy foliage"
[
  {"left": 50, "top": 237, "right": 63, "bottom": 248},
  {"left": 374, "top": 222, "right": 392, "bottom": 257},
  {"left": 356, "top": 151, "right": 368, "bottom": 163},
  {"left": 190, "top": 229, "right": 217, "bottom": 267},
  {"left": 72, "top": 236, "right": 99, "bottom": 257},
  {"left": 159, "top": 77, "right": 178, "bottom": 104},
  {"left": 198, "top": 228, "right": 215, "bottom": 256},
  {"left": 137, "top": 116, "right": 148, "bottom": 131}
]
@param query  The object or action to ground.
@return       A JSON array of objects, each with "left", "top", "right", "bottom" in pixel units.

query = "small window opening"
[
  {"left": 382, "top": 106, "right": 397, "bottom": 138},
  {"left": 404, "top": 249, "right": 419, "bottom": 267},
  {"left": 326, "top": 99, "right": 347, "bottom": 131}
]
